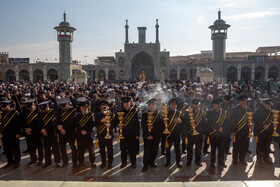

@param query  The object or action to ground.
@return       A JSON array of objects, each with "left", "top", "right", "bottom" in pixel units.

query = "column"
[
  {"left": 43, "top": 66, "right": 47, "bottom": 81},
  {"left": 251, "top": 64, "right": 255, "bottom": 81},
  {"left": 237, "top": 63, "right": 241, "bottom": 80},
  {"left": 15, "top": 66, "right": 19, "bottom": 81},
  {"left": 105, "top": 67, "right": 109, "bottom": 80},
  {"left": 177, "top": 66, "right": 180, "bottom": 79},
  {"left": 265, "top": 63, "right": 269, "bottom": 81},
  {"left": 29, "top": 66, "right": 33, "bottom": 82}
]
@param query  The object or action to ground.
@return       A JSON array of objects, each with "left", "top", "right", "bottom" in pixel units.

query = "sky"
[{"left": 0, "top": 0, "right": 279, "bottom": 64}]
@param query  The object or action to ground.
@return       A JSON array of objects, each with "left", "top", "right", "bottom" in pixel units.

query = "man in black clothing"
[
  {"left": 75, "top": 97, "right": 96, "bottom": 168},
  {"left": 117, "top": 96, "right": 140, "bottom": 169},
  {"left": 253, "top": 98, "right": 276, "bottom": 164},
  {"left": 206, "top": 98, "right": 227, "bottom": 168},
  {"left": 141, "top": 98, "right": 164, "bottom": 172},
  {"left": 55, "top": 98, "right": 78, "bottom": 168},
  {"left": 95, "top": 101, "right": 115, "bottom": 169},
  {"left": 186, "top": 99, "right": 207, "bottom": 167},
  {"left": 222, "top": 95, "right": 233, "bottom": 155},
  {"left": 165, "top": 98, "right": 184, "bottom": 168},
  {"left": 0, "top": 99, "right": 21, "bottom": 169},
  {"left": 230, "top": 95, "right": 250, "bottom": 165},
  {"left": 23, "top": 99, "right": 44, "bottom": 166},
  {"left": 39, "top": 101, "right": 60, "bottom": 168}
]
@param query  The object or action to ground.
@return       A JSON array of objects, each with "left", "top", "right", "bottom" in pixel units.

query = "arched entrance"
[
  {"left": 119, "top": 70, "right": 124, "bottom": 80},
  {"left": 170, "top": 69, "right": 177, "bottom": 80},
  {"left": 33, "top": 69, "right": 44, "bottom": 82},
  {"left": 5, "top": 70, "right": 16, "bottom": 82},
  {"left": 241, "top": 66, "right": 251, "bottom": 81},
  {"left": 19, "top": 70, "right": 30, "bottom": 81},
  {"left": 255, "top": 66, "right": 265, "bottom": 81},
  {"left": 131, "top": 52, "right": 154, "bottom": 80},
  {"left": 227, "top": 66, "right": 237, "bottom": 83},
  {"left": 268, "top": 66, "right": 278, "bottom": 79},
  {"left": 47, "top": 69, "right": 58, "bottom": 82},
  {"left": 98, "top": 70, "right": 105, "bottom": 81},
  {"left": 180, "top": 69, "right": 187, "bottom": 80},
  {"left": 108, "top": 70, "right": 116, "bottom": 81}
]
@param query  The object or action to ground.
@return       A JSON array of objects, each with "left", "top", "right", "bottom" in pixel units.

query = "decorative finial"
[
  {"left": 156, "top": 19, "right": 158, "bottom": 25},
  {"left": 126, "top": 19, "right": 128, "bottom": 25},
  {"left": 63, "top": 10, "right": 66, "bottom": 22},
  {"left": 218, "top": 9, "right": 221, "bottom": 20}
]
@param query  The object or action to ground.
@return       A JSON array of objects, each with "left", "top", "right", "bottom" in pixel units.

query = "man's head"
[
  {"left": 168, "top": 98, "right": 177, "bottom": 111},
  {"left": 122, "top": 96, "right": 132, "bottom": 109},
  {"left": 0, "top": 98, "right": 11, "bottom": 112},
  {"left": 24, "top": 99, "right": 36, "bottom": 111},
  {"left": 237, "top": 95, "right": 247, "bottom": 108},
  {"left": 191, "top": 99, "right": 200, "bottom": 110},
  {"left": 262, "top": 98, "right": 272, "bottom": 110},
  {"left": 39, "top": 101, "right": 50, "bottom": 112},
  {"left": 99, "top": 101, "right": 109, "bottom": 113},
  {"left": 146, "top": 98, "right": 157, "bottom": 112},
  {"left": 212, "top": 98, "right": 222, "bottom": 111}
]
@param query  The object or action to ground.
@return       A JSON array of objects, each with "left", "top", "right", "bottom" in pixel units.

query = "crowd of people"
[{"left": 0, "top": 79, "right": 280, "bottom": 173}]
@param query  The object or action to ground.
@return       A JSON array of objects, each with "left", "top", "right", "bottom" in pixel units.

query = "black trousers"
[
  {"left": 166, "top": 133, "right": 181, "bottom": 164},
  {"left": 209, "top": 133, "right": 225, "bottom": 164},
  {"left": 42, "top": 133, "right": 60, "bottom": 164},
  {"left": 59, "top": 134, "right": 77, "bottom": 165},
  {"left": 187, "top": 134, "right": 203, "bottom": 163},
  {"left": 161, "top": 134, "right": 166, "bottom": 154},
  {"left": 224, "top": 136, "right": 231, "bottom": 153},
  {"left": 120, "top": 137, "right": 138, "bottom": 165},
  {"left": 256, "top": 133, "right": 272, "bottom": 160},
  {"left": 77, "top": 135, "right": 95, "bottom": 164},
  {"left": 98, "top": 138, "right": 113, "bottom": 165},
  {"left": 181, "top": 132, "right": 187, "bottom": 153},
  {"left": 2, "top": 135, "right": 21, "bottom": 164},
  {"left": 26, "top": 132, "right": 43, "bottom": 162},
  {"left": 203, "top": 134, "right": 209, "bottom": 152},
  {"left": 143, "top": 137, "right": 160, "bottom": 166},
  {"left": 233, "top": 135, "right": 249, "bottom": 162}
]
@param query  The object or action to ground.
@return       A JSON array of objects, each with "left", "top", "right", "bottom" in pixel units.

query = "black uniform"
[
  {"left": 56, "top": 106, "right": 78, "bottom": 167},
  {"left": 0, "top": 109, "right": 21, "bottom": 167},
  {"left": 202, "top": 108, "right": 210, "bottom": 153},
  {"left": 179, "top": 104, "right": 188, "bottom": 154},
  {"left": 95, "top": 111, "right": 115, "bottom": 167},
  {"left": 40, "top": 109, "right": 60, "bottom": 165},
  {"left": 75, "top": 111, "right": 96, "bottom": 165},
  {"left": 207, "top": 108, "right": 227, "bottom": 166},
  {"left": 185, "top": 109, "right": 207, "bottom": 165},
  {"left": 230, "top": 105, "right": 249, "bottom": 163},
  {"left": 165, "top": 109, "right": 184, "bottom": 166},
  {"left": 118, "top": 106, "right": 140, "bottom": 167},
  {"left": 222, "top": 103, "right": 233, "bottom": 154},
  {"left": 253, "top": 105, "right": 274, "bottom": 162},
  {"left": 141, "top": 110, "right": 164, "bottom": 167},
  {"left": 23, "top": 109, "right": 43, "bottom": 164}
]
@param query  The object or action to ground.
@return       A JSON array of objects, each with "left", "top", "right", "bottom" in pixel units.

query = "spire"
[
  {"left": 155, "top": 19, "right": 159, "bottom": 43},
  {"left": 218, "top": 9, "right": 221, "bottom": 20},
  {"left": 125, "top": 19, "right": 129, "bottom": 44},
  {"left": 63, "top": 10, "right": 66, "bottom": 22}
]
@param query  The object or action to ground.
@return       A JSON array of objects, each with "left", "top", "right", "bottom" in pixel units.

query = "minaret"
[
  {"left": 209, "top": 9, "right": 230, "bottom": 61},
  {"left": 125, "top": 19, "right": 129, "bottom": 44},
  {"left": 155, "top": 19, "right": 159, "bottom": 43},
  {"left": 54, "top": 11, "right": 76, "bottom": 64}
]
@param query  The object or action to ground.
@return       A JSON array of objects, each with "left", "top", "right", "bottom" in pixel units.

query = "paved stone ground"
[{"left": 0, "top": 135, "right": 279, "bottom": 182}]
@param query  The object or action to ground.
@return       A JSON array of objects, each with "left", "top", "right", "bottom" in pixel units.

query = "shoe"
[
  {"left": 60, "top": 163, "right": 69, "bottom": 168},
  {"left": 27, "top": 161, "right": 37, "bottom": 166},
  {"left": 150, "top": 163, "right": 157, "bottom": 168},
  {"left": 210, "top": 163, "right": 215, "bottom": 168},
  {"left": 195, "top": 161, "right": 202, "bottom": 167},
  {"left": 186, "top": 161, "right": 191, "bottom": 167},
  {"left": 13, "top": 163, "right": 20, "bottom": 169},
  {"left": 247, "top": 150, "right": 252, "bottom": 153},
  {"left": 55, "top": 163, "right": 61, "bottom": 168},
  {"left": 91, "top": 163, "right": 97, "bottom": 168},
  {"left": 42, "top": 162, "right": 51, "bottom": 168},
  {"left": 100, "top": 163, "right": 106, "bottom": 168},
  {"left": 37, "top": 162, "right": 42, "bottom": 166},
  {"left": 239, "top": 161, "right": 247, "bottom": 166},
  {"left": 107, "top": 164, "right": 112, "bottom": 169},
  {"left": 176, "top": 162, "right": 182, "bottom": 168},
  {"left": 141, "top": 165, "right": 148, "bottom": 172},
  {"left": 120, "top": 163, "right": 127, "bottom": 169},
  {"left": 3, "top": 163, "right": 13, "bottom": 169},
  {"left": 131, "top": 164, "right": 137, "bottom": 169},
  {"left": 219, "top": 162, "right": 227, "bottom": 168},
  {"left": 165, "top": 162, "right": 170, "bottom": 168}
]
